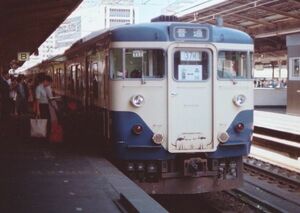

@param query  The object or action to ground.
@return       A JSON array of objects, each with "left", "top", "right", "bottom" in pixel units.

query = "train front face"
[{"left": 109, "top": 23, "right": 254, "bottom": 194}]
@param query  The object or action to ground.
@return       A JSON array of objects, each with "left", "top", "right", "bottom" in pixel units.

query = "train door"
[{"left": 168, "top": 44, "right": 214, "bottom": 153}]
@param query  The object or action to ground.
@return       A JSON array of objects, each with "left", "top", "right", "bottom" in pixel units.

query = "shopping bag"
[
  {"left": 30, "top": 119, "right": 47, "bottom": 138},
  {"left": 49, "top": 121, "right": 63, "bottom": 143}
]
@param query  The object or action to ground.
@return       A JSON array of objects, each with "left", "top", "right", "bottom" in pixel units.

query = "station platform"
[
  {"left": 0, "top": 140, "right": 166, "bottom": 213},
  {"left": 253, "top": 109, "right": 300, "bottom": 170},
  {"left": 254, "top": 110, "right": 300, "bottom": 135}
]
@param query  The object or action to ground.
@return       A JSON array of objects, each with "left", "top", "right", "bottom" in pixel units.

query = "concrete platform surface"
[
  {"left": 0, "top": 141, "right": 166, "bottom": 213},
  {"left": 250, "top": 145, "right": 300, "bottom": 173},
  {"left": 254, "top": 110, "right": 300, "bottom": 135}
]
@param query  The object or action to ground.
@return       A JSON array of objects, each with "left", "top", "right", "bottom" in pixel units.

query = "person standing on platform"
[
  {"left": 9, "top": 76, "right": 18, "bottom": 115},
  {"left": 27, "top": 79, "right": 34, "bottom": 113},
  {"left": 0, "top": 70, "right": 11, "bottom": 139},
  {"left": 44, "top": 76, "right": 58, "bottom": 122},
  {"left": 0, "top": 70, "right": 11, "bottom": 120},
  {"left": 35, "top": 75, "right": 50, "bottom": 120},
  {"left": 35, "top": 75, "right": 50, "bottom": 138},
  {"left": 16, "top": 75, "right": 29, "bottom": 115},
  {"left": 44, "top": 75, "right": 63, "bottom": 143}
]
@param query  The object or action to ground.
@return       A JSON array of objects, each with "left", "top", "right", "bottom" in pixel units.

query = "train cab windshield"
[
  {"left": 217, "top": 51, "right": 253, "bottom": 80},
  {"left": 110, "top": 48, "right": 165, "bottom": 79}
]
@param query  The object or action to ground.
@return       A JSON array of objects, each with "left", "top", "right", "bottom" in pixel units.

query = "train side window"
[
  {"left": 70, "top": 65, "right": 76, "bottom": 94},
  {"left": 92, "top": 63, "right": 99, "bottom": 99},
  {"left": 126, "top": 49, "right": 143, "bottom": 78},
  {"left": 110, "top": 49, "right": 123, "bottom": 78},
  {"left": 110, "top": 48, "right": 165, "bottom": 79},
  {"left": 66, "top": 67, "right": 70, "bottom": 93},
  {"left": 76, "top": 64, "right": 82, "bottom": 96},
  {"left": 59, "top": 68, "right": 64, "bottom": 89},
  {"left": 218, "top": 51, "right": 250, "bottom": 79},
  {"left": 125, "top": 49, "right": 164, "bottom": 78},
  {"left": 250, "top": 52, "right": 254, "bottom": 79},
  {"left": 174, "top": 50, "right": 209, "bottom": 81},
  {"left": 53, "top": 69, "right": 57, "bottom": 88}
]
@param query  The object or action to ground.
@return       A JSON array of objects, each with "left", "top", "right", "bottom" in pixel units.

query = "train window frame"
[
  {"left": 217, "top": 50, "right": 253, "bottom": 81},
  {"left": 91, "top": 62, "right": 99, "bottom": 99},
  {"left": 109, "top": 48, "right": 166, "bottom": 81},
  {"left": 248, "top": 51, "right": 255, "bottom": 81},
  {"left": 71, "top": 65, "right": 77, "bottom": 95},
  {"left": 289, "top": 57, "right": 300, "bottom": 81},
  {"left": 54, "top": 68, "right": 59, "bottom": 89},
  {"left": 76, "top": 64, "right": 84, "bottom": 96},
  {"left": 172, "top": 48, "right": 212, "bottom": 82},
  {"left": 110, "top": 48, "right": 123, "bottom": 79},
  {"left": 59, "top": 68, "right": 64, "bottom": 90}
]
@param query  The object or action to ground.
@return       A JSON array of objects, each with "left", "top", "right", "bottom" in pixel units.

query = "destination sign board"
[{"left": 173, "top": 27, "right": 209, "bottom": 41}]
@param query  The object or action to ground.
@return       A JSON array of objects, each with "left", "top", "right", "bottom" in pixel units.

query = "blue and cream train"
[{"left": 25, "top": 20, "right": 254, "bottom": 194}]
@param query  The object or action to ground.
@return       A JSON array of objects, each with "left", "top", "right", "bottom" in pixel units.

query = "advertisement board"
[{"left": 55, "top": 16, "right": 81, "bottom": 48}]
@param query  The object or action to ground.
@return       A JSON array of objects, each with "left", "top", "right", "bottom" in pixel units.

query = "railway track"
[
  {"left": 153, "top": 192, "right": 255, "bottom": 213},
  {"left": 226, "top": 157, "right": 300, "bottom": 213},
  {"left": 155, "top": 156, "right": 300, "bottom": 212},
  {"left": 244, "top": 157, "right": 300, "bottom": 186},
  {"left": 224, "top": 125, "right": 300, "bottom": 212},
  {"left": 156, "top": 126, "right": 300, "bottom": 213}
]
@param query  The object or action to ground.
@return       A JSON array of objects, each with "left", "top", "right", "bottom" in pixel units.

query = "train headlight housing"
[
  {"left": 152, "top": 133, "right": 164, "bottom": 144},
  {"left": 233, "top": 94, "right": 246, "bottom": 107},
  {"left": 131, "top": 95, "right": 144, "bottom": 107},
  {"left": 218, "top": 132, "right": 229, "bottom": 143}
]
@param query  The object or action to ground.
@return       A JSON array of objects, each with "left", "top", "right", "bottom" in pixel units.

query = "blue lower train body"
[{"left": 111, "top": 110, "right": 253, "bottom": 160}]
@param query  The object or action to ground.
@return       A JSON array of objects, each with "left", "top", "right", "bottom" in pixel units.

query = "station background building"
[
  {"left": 18, "top": 0, "right": 289, "bottom": 81},
  {"left": 162, "top": 0, "right": 288, "bottom": 80},
  {"left": 18, "top": 0, "right": 137, "bottom": 72}
]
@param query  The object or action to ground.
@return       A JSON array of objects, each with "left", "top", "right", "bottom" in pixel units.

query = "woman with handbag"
[
  {"left": 33, "top": 75, "right": 52, "bottom": 139},
  {"left": 45, "top": 79, "right": 63, "bottom": 143}
]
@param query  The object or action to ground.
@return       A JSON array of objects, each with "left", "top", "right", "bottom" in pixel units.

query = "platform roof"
[
  {"left": 179, "top": 0, "right": 300, "bottom": 66},
  {"left": 0, "top": 0, "right": 82, "bottom": 71}
]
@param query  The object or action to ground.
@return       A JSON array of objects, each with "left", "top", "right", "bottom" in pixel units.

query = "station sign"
[{"left": 17, "top": 52, "right": 30, "bottom": 61}]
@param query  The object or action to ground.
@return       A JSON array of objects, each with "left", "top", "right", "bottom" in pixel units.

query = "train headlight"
[
  {"left": 233, "top": 94, "right": 246, "bottom": 107},
  {"left": 136, "top": 162, "right": 145, "bottom": 171},
  {"left": 127, "top": 162, "right": 135, "bottom": 171},
  {"left": 152, "top": 133, "right": 164, "bottom": 144},
  {"left": 147, "top": 163, "right": 158, "bottom": 173},
  {"left": 218, "top": 132, "right": 229, "bottom": 143},
  {"left": 131, "top": 95, "right": 144, "bottom": 107}
]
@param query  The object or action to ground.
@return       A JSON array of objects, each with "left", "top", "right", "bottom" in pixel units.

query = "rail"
[{"left": 231, "top": 157, "right": 300, "bottom": 212}]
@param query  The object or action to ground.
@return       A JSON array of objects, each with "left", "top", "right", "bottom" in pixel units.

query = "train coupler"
[{"left": 184, "top": 158, "right": 217, "bottom": 177}]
